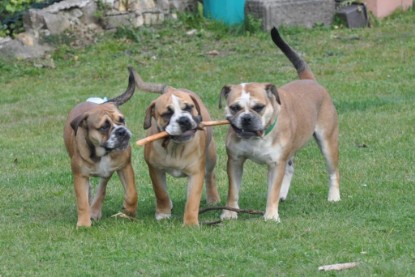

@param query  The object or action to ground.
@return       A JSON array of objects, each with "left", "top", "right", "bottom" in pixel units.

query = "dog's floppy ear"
[
  {"left": 144, "top": 101, "right": 156, "bottom": 130},
  {"left": 189, "top": 95, "right": 202, "bottom": 116},
  {"left": 219, "top": 85, "right": 231, "bottom": 109},
  {"left": 265, "top": 83, "right": 280, "bottom": 105},
  {"left": 70, "top": 113, "right": 88, "bottom": 135}
]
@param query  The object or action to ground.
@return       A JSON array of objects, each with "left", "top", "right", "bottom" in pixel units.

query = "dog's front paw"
[
  {"left": 263, "top": 211, "right": 281, "bottom": 223},
  {"left": 220, "top": 209, "right": 238, "bottom": 220},
  {"left": 155, "top": 212, "right": 172, "bottom": 220},
  {"left": 328, "top": 187, "right": 341, "bottom": 202},
  {"left": 76, "top": 218, "right": 92, "bottom": 228}
]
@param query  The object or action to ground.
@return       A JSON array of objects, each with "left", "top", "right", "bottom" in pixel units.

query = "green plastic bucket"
[{"left": 203, "top": 0, "right": 246, "bottom": 25}]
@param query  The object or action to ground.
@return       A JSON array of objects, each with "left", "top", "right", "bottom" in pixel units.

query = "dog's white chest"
[
  {"left": 229, "top": 137, "right": 281, "bottom": 164},
  {"left": 167, "top": 168, "right": 186, "bottom": 178},
  {"left": 92, "top": 156, "right": 115, "bottom": 177}
]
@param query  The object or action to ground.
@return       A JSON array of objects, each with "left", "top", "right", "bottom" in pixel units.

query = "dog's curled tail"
[
  {"left": 128, "top": 66, "right": 168, "bottom": 94},
  {"left": 106, "top": 67, "right": 136, "bottom": 106},
  {"left": 270, "top": 27, "right": 315, "bottom": 80}
]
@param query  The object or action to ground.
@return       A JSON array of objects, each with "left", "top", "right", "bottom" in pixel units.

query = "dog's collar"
[{"left": 264, "top": 117, "right": 278, "bottom": 136}]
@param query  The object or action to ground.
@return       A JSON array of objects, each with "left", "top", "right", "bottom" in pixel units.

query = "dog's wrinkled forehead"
[
  {"left": 156, "top": 91, "right": 194, "bottom": 114},
  {"left": 88, "top": 104, "right": 124, "bottom": 127},
  {"left": 228, "top": 83, "right": 270, "bottom": 105}
]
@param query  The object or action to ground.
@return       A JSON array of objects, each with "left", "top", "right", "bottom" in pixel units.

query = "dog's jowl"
[{"left": 219, "top": 27, "right": 340, "bottom": 223}]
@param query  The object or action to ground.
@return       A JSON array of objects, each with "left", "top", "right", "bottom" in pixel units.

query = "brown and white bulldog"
[
  {"left": 219, "top": 27, "right": 340, "bottom": 222},
  {"left": 64, "top": 68, "right": 138, "bottom": 227},
  {"left": 131, "top": 68, "right": 220, "bottom": 225}
]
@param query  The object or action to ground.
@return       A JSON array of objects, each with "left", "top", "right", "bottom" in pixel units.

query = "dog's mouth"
[
  {"left": 231, "top": 124, "right": 264, "bottom": 139},
  {"left": 104, "top": 139, "right": 130, "bottom": 152},
  {"left": 170, "top": 129, "right": 197, "bottom": 143},
  {"left": 103, "top": 127, "right": 132, "bottom": 152}
]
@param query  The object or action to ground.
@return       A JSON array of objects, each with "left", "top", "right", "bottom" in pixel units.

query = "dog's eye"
[
  {"left": 252, "top": 104, "right": 265, "bottom": 113},
  {"left": 183, "top": 104, "right": 193, "bottom": 112},
  {"left": 230, "top": 105, "right": 241, "bottom": 113},
  {"left": 118, "top": 117, "right": 125, "bottom": 124},
  {"left": 100, "top": 120, "right": 110, "bottom": 132},
  {"left": 162, "top": 108, "right": 174, "bottom": 119}
]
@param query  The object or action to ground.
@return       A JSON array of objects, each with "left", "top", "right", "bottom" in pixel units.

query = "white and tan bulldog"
[
  {"left": 131, "top": 68, "right": 220, "bottom": 226},
  {"left": 219, "top": 27, "right": 340, "bottom": 222},
  {"left": 64, "top": 68, "right": 138, "bottom": 227}
]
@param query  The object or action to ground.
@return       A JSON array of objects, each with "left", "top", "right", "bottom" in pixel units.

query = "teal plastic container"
[{"left": 203, "top": 0, "right": 246, "bottom": 25}]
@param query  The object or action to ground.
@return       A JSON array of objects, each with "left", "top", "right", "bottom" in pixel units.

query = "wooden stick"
[
  {"left": 136, "top": 131, "right": 169, "bottom": 146},
  {"left": 199, "top": 206, "right": 264, "bottom": 215},
  {"left": 199, "top": 119, "right": 229, "bottom": 128},
  {"left": 318, "top": 262, "right": 359, "bottom": 272},
  {"left": 136, "top": 120, "right": 229, "bottom": 146}
]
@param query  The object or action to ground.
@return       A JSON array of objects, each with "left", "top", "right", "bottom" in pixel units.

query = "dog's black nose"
[
  {"left": 241, "top": 115, "right": 252, "bottom": 125},
  {"left": 177, "top": 117, "right": 192, "bottom": 130},
  {"left": 115, "top": 127, "right": 127, "bottom": 137}
]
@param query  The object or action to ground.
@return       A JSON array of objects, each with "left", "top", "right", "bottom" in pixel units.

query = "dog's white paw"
[
  {"left": 328, "top": 188, "right": 341, "bottom": 202},
  {"left": 264, "top": 211, "right": 281, "bottom": 223},
  {"left": 220, "top": 210, "right": 238, "bottom": 220},
  {"left": 155, "top": 213, "right": 172, "bottom": 220}
]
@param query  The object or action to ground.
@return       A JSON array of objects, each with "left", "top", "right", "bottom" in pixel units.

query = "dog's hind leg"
[
  {"left": 118, "top": 164, "right": 138, "bottom": 217},
  {"left": 280, "top": 158, "right": 294, "bottom": 201},
  {"left": 314, "top": 126, "right": 340, "bottom": 202}
]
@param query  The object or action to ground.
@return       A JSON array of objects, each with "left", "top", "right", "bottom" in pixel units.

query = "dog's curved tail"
[
  {"left": 106, "top": 67, "right": 136, "bottom": 106},
  {"left": 270, "top": 27, "right": 315, "bottom": 80},
  {"left": 128, "top": 66, "right": 168, "bottom": 94}
]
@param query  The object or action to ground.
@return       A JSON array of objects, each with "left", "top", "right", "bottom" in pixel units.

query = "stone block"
[
  {"left": 23, "top": 9, "right": 46, "bottom": 34},
  {"left": 0, "top": 39, "right": 52, "bottom": 59},
  {"left": 246, "top": 0, "right": 336, "bottom": 30},
  {"left": 102, "top": 12, "right": 134, "bottom": 29}
]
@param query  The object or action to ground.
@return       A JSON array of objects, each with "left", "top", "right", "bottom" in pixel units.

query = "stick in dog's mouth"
[
  {"left": 136, "top": 120, "right": 230, "bottom": 146},
  {"left": 230, "top": 123, "right": 264, "bottom": 139}
]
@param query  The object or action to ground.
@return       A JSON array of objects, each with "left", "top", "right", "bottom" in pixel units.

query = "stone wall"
[{"left": 0, "top": 0, "right": 197, "bottom": 59}]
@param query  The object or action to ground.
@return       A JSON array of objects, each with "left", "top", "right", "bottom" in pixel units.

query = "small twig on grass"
[
  {"left": 318, "top": 262, "right": 359, "bottom": 272},
  {"left": 111, "top": 212, "right": 136, "bottom": 221},
  {"left": 199, "top": 206, "right": 264, "bottom": 215},
  {"left": 201, "top": 220, "right": 223, "bottom": 226}
]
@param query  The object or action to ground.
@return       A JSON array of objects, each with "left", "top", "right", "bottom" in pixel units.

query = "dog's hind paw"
[{"left": 90, "top": 209, "right": 102, "bottom": 221}]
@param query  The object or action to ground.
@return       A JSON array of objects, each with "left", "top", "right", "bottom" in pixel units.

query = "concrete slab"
[{"left": 246, "top": 0, "right": 336, "bottom": 30}]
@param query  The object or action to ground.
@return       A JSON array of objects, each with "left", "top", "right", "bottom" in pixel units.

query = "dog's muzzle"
[
  {"left": 229, "top": 114, "right": 264, "bottom": 139},
  {"left": 104, "top": 126, "right": 132, "bottom": 151},
  {"left": 169, "top": 115, "right": 201, "bottom": 143}
]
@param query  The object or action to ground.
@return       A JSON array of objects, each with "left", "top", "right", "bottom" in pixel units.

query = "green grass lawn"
[{"left": 1, "top": 9, "right": 415, "bottom": 276}]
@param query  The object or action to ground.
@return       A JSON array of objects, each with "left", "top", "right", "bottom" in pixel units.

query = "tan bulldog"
[
  {"left": 219, "top": 27, "right": 340, "bottom": 222},
  {"left": 64, "top": 68, "right": 138, "bottom": 227},
  {"left": 131, "top": 68, "right": 220, "bottom": 225}
]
